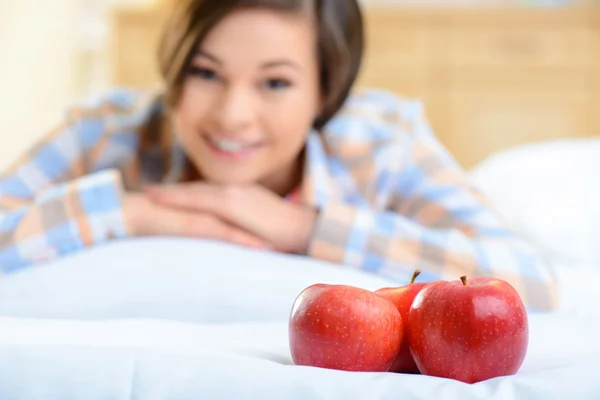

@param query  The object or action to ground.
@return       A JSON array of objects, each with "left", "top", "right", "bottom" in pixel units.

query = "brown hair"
[{"left": 157, "top": 0, "right": 364, "bottom": 129}]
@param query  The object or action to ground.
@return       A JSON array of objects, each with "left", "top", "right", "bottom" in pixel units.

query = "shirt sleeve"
[
  {"left": 0, "top": 99, "right": 136, "bottom": 273},
  {"left": 307, "top": 102, "right": 559, "bottom": 312}
]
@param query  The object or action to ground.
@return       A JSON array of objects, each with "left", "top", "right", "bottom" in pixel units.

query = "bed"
[{"left": 0, "top": 139, "right": 598, "bottom": 399}]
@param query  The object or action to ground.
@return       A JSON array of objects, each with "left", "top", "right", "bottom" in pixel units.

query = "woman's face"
[{"left": 171, "top": 8, "right": 321, "bottom": 193}]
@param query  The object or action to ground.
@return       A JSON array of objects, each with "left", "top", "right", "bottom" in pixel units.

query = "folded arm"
[
  {"left": 0, "top": 93, "right": 140, "bottom": 272},
  {"left": 308, "top": 102, "right": 558, "bottom": 311}
]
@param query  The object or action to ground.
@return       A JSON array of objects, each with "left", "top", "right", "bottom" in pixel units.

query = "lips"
[
  {"left": 202, "top": 133, "right": 264, "bottom": 159},
  {"left": 212, "top": 137, "right": 251, "bottom": 153}
]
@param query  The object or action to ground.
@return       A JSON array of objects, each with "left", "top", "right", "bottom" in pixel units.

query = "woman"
[{"left": 0, "top": 0, "right": 557, "bottom": 310}]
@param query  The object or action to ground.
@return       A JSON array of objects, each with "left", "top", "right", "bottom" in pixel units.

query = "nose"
[{"left": 213, "top": 85, "right": 255, "bottom": 133}]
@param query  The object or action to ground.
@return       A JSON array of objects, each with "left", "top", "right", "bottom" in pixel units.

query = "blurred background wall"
[
  {"left": 0, "top": 0, "right": 155, "bottom": 171},
  {"left": 0, "top": 0, "right": 598, "bottom": 172},
  {"left": 0, "top": 0, "right": 79, "bottom": 171}
]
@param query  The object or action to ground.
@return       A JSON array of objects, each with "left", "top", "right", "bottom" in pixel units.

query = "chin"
[{"left": 199, "top": 169, "right": 260, "bottom": 186}]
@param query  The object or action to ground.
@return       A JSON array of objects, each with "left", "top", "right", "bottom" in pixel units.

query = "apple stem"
[
  {"left": 460, "top": 276, "right": 467, "bottom": 286},
  {"left": 410, "top": 270, "right": 421, "bottom": 284}
]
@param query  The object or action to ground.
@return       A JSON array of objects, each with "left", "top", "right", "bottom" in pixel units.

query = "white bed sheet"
[
  {"left": 0, "top": 239, "right": 597, "bottom": 399},
  {"left": 553, "top": 262, "right": 600, "bottom": 317},
  {"left": 0, "top": 314, "right": 598, "bottom": 400}
]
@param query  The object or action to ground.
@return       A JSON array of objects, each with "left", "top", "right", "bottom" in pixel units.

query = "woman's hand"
[
  {"left": 144, "top": 183, "right": 319, "bottom": 254},
  {"left": 122, "top": 192, "right": 271, "bottom": 250}
]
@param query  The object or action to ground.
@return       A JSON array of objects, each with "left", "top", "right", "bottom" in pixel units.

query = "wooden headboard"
[{"left": 108, "top": 2, "right": 600, "bottom": 169}]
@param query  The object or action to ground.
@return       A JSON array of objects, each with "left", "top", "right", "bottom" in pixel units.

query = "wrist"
[
  {"left": 122, "top": 192, "right": 147, "bottom": 236},
  {"left": 293, "top": 206, "right": 319, "bottom": 255}
]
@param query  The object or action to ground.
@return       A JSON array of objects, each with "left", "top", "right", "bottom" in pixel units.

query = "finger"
[
  {"left": 146, "top": 183, "right": 229, "bottom": 217},
  {"left": 145, "top": 183, "right": 219, "bottom": 207},
  {"left": 147, "top": 184, "right": 283, "bottom": 249},
  {"left": 183, "top": 213, "right": 271, "bottom": 250},
  {"left": 136, "top": 196, "right": 269, "bottom": 249}
]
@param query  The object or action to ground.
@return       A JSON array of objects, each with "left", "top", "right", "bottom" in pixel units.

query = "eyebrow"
[{"left": 194, "top": 50, "right": 303, "bottom": 71}]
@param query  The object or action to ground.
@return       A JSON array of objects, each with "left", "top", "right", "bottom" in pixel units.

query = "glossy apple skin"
[
  {"left": 407, "top": 277, "right": 529, "bottom": 384},
  {"left": 289, "top": 284, "right": 403, "bottom": 372},
  {"left": 376, "top": 282, "right": 427, "bottom": 373}
]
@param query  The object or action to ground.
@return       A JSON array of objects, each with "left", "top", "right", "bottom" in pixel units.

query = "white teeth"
[{"left": 214, "top": 139, "right": 245, "bottom": 153}]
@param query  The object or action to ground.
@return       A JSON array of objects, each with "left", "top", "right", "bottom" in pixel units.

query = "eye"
[
  {"left": 188, "top": 66, "right": 219, "bottom": 81},
  {"left": 264, "top": 78, "right": 291, "bottom": 90}
]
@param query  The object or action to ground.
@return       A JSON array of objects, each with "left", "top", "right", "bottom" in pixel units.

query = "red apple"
[
  {"left": 375, "top": 269, "right": 427, "bottom": 373},
  {"left": 289, "top": 284, "right": 403, "bottom": 372},
  {"left": 408, "top": 275, "right": 528, "bottom": 384}
]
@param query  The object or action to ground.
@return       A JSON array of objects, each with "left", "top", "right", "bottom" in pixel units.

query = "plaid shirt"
[{"left": 0, "top": 88, "right": 558, "bottom": 311}]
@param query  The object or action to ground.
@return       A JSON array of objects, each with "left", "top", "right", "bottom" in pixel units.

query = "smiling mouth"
[{"left": 203, "top": 134, "right": 264, "bottom": 158}]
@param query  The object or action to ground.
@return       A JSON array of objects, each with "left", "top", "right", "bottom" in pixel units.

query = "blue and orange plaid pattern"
[{"left": 0, "top": 88, "right": 558, "bottom": 310}]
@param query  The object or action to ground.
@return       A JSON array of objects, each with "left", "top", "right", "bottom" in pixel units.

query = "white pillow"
[
  {"left": 0, "top": 239, "right": 398, "bottom": 322},
  {"left": 469, "top": 139, "right": 600, "bottom": 266}
]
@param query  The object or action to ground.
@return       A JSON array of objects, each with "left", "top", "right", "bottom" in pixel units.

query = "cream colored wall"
[
  {"left": 0, "top": 0, "right": 161, "bottom": 173},
  {"left": 0, "top": 0, "right": 79, "bottom": 172}
]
